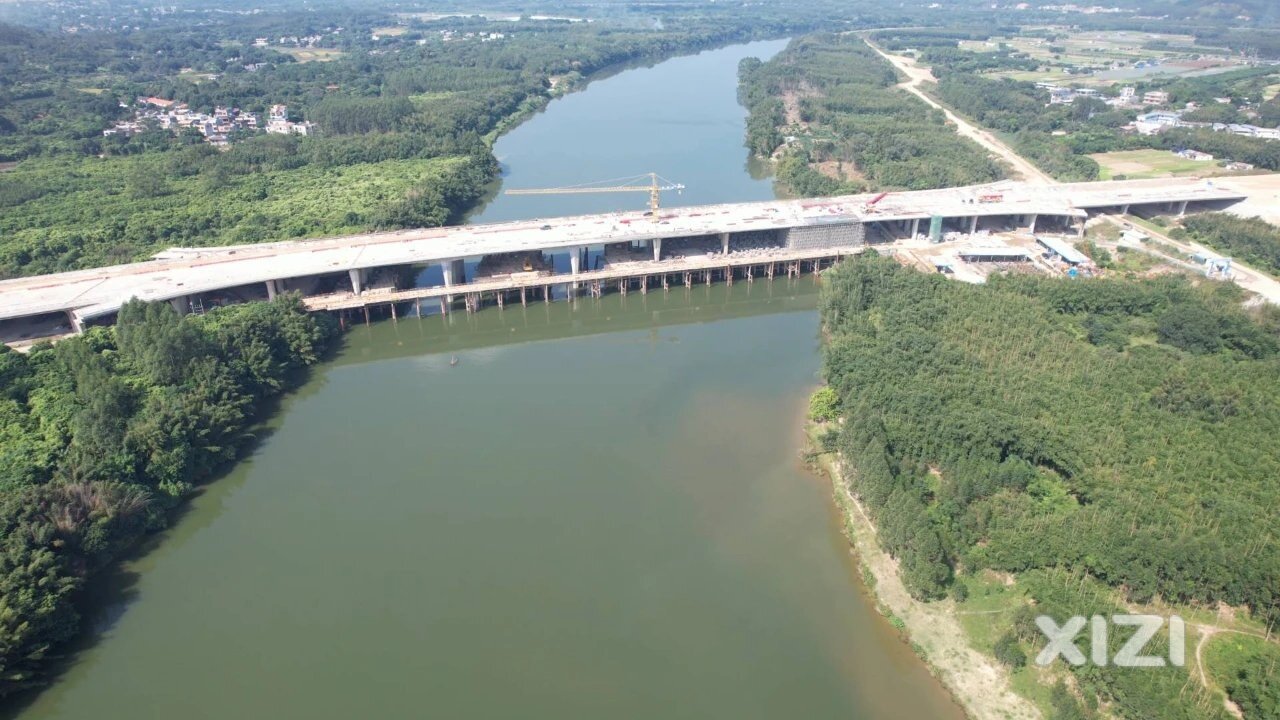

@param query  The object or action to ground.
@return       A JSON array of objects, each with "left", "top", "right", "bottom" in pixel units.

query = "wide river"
[{"left": 10, "top": 40, "right": 965, "bottom": 719}]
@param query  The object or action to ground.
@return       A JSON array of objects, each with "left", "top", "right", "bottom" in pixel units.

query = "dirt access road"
[
  {"left": 866, "top": 40, "right": 1056, "bottom": 185},
  {"left": 864, "top": 38, "right": 1280, "bottom": 302},
  {"left": 1122, "top": 216, "right": 1280, "bottom": 304}
]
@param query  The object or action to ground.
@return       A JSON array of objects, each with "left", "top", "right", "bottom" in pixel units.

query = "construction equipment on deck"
[{"left": 505, "top": 173, "right": 685, "bottom": 221}]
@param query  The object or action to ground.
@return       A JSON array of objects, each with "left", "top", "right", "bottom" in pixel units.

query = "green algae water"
[{"left": 9, "top": 41, "right": 966, "bottom": 720}]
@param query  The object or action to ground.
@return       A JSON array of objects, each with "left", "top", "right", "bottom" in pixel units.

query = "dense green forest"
[
  {"left": 0, "top": 296, "right": 334, "bottom": 694},
  {"left": 820, "top": 255, "right": 1280, "bottom": 718},
  {"left": 0, "top": 142, "right": 493, "bottom": 276},
  {"left": 0, "top": 7, "right": 832, "bottom": 278},
  {"left": 932, "top": 74, "right": 1108, "bottom": 181},
  {"left": 737, "top": 34, "right": 1004, "bottom": 195}
]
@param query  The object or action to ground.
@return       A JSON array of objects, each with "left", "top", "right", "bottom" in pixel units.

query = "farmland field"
[
  {"left": 971, "top": 30, "right": 1234, "bottom": 86},
  {"left": 280, "top": 47, "right": 346, "bottom": 62},
  {"left": 1089, "top": 149, "right": 1219, "bottom": 179}
]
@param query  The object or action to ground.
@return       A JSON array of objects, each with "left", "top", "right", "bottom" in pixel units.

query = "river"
[{"left": 9, "top": 40, "right": 966, "bottom": 720}]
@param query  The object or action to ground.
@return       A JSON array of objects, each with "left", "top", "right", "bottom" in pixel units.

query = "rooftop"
[{"left": 1037, "top": 236, "right": 1091, "bottom": 264}]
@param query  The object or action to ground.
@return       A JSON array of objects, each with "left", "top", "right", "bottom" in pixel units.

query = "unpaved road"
[
  {"left": 1121, "top": 215, "right": 1280, "bottom": 304},
  {"left": 866, "top": 40, "right": 1056, "bottom": 185},
  {"left": 865, "top": 39, "right": 1280, "bottom": 302}
]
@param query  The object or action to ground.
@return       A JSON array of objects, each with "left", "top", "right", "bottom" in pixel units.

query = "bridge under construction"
[{"left": 0, "top": 177, "right": 1250, "bottom": 344}]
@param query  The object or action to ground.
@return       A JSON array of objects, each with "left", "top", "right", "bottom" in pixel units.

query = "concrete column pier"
[
  {"left": 266, "top": 279, "right": 279, "bottom": 300},
  {"left": 441, "top": 259, "right": 466, "bottom": 286},
  {"left": 66, "top": 310, "right": 84, "bottom": 335},
  {"left": 969, "top": 216, "right": 979, "bottom": 237},
  {"left": 652, "top": 238, "right": 662, "bottom": 262},
  {"left": 169, "top": 295, "right": 189, "bottom": 316},
  {"left": 349, "top": 269, "right": 366, "bottom": 295},
  {"left": 442, "top": 259, "right": 465, "bottom": 302},
  {"left": 1121, "top": 204, "right": 1130, "bottom": 215},
  {"left": 910, "top": 218, "right": 920, "bottom": 239},
  {"left": 1178, "top": 200, "right": 1188, "bottom": 216},
  {"left": 720, "top": 232, "right": 730, "bottom": 255},
  {"left": 1077, "top": 217, "right": 1086, "bottom": 238},
  {"left": 1028, "top": 214, "right": 1038, "bottom": 234},
  {"left": 570, "top": 247, "right": 581, "bottom": 275}
]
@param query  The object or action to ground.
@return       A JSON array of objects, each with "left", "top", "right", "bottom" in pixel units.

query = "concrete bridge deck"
[{"left": 0, "top": 177, "right": 1249, "bottom": 333}]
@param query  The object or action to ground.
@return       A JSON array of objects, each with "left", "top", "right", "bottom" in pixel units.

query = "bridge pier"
[
  {"left": 441, "top": 259, "right": 464, "bottom": 302},
  {"left": 910, "top": 218, "right": 920, "bottom": 240},
  {"left": 1028, "top": 214, "right": 1038, "bottom": 234},
  {"left": 170, "top": 295, "right": 189, "bottom": 316},
  {"left": 66, "top": 310, "right": 84, "bottom": 335},
  {"left": 721, "top": 232, "right": 730, "bottom": 255},
  {"left": 652, "top": 238, "right": 662, "bottom": 262},
  {"left": 1121, "top": 204, "right": 1130, "bottom": 215},
  {"left": 349, "top": 268, "right": 366, "bottom": 295},
  {"left": 1178, "top": 200, "right": 1188, "bottom": 216},
  {"left": 969, "top": 215, "right": 979, "bottom": 238}
]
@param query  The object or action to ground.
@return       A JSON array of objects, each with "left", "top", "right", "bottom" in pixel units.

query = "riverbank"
[
  {"left": 0, "top": 296, "right": 336, "bottom": 703},
  {"left": 805, "top": 422, "right": 1041, "bottom": 720}
]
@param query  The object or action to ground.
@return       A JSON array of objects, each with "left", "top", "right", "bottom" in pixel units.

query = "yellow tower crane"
[{"left": 504, "top": 173, "right": 685, "bottom": 221}]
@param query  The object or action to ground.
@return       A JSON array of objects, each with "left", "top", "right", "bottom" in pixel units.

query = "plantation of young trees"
[
  {"left": 820, "top": 255, "right": 1280, "bottom": 717},
  {"left": 738, "top": 34, "right": 1004, "bottom": 194}
]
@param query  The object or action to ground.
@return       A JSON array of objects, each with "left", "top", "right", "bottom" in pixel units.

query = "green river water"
[{"left": 10, "top": 40, "right": 967, "bottom": 720}]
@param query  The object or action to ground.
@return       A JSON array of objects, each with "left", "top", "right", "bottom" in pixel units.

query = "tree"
[
  {"left": 994, "top": 631, "right": 1027, "bottom": 669},
  {"left": 808, "top": 386, "right": 840, "bottom": 422},
  {"left": 116, "top": 299, "right": 208, "bottom": 386}
]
